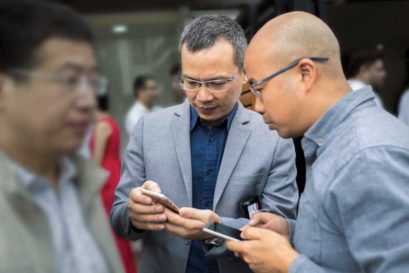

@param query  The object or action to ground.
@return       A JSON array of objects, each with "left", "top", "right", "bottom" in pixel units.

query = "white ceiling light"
[{"left": 112, "top": 25, "right": 128, "bottom": 34}]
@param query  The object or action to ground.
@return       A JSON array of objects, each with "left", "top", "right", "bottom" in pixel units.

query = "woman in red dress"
[{"left": 89, "top": 96, "right": 137, "bottom": 273}]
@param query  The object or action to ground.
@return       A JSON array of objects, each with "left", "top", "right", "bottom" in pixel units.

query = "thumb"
[
  {"left": 143, "top": 180, "right": 161, "bottom": 193},
  {"left": 241, "top": 226, "right": 265, "bottom": 240},
  {"left": 249, "top": 212, "right": 270, "bottom": 226}
]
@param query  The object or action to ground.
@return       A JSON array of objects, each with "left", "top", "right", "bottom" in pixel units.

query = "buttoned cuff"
[{"left": 289, "top": 255, "right": 308, "bottom": 273}]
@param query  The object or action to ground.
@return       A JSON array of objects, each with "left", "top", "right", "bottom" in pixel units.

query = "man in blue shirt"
[
  {"left": 226, "top": 12, "right": 409, "bottom": 273},
  {"left": 111, "top": 15, "right": 299, "bottom": 273}
]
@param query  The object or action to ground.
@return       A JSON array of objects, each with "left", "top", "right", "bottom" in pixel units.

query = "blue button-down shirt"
[
  {"left": 186, "top": 104, "right": 238, "bottom": 273},
  {"left": 288, "top": 87, "right": 409, "bottom": 273}
]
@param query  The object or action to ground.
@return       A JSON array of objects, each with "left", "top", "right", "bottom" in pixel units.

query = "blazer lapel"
[
  {"left": 213, "top": 104, "right": 251, "bottom": 208},
  {"left": 170, "top": 101, "right": 193, "bottom": 206}
]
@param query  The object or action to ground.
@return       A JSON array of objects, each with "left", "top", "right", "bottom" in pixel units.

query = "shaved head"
[
  {"left": 245, "top": 12, "right": 350, "bottom": 138},
  {"left": 247, "top": 11, "right": 343, "bottom": 77}
]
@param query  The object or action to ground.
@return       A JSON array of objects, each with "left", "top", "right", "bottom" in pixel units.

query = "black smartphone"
[{"left": 203, "top": 222, "right": 242, "bottom": 241}]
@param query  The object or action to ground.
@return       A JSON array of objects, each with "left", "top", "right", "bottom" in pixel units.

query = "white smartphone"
[
  {"left": 202, "top": 222, "right": 242, "bottom": 241},
  {"left": 141, "top": 188, "right": 180, "bottom": 214}
]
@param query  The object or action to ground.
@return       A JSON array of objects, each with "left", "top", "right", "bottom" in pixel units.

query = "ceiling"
[{"left": 50, "top": 0, "right": 257, "bottom": 14}]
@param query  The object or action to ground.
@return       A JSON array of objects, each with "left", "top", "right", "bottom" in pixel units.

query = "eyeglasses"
[
  {"left": 179, "top": 73, "right": 240, "bottom": 93},
  {"left": 248, "top": 57, "right": 329, "bottom": 97},
  {"left": 9, "top": 69, "right": 108, "bottom": 96}
]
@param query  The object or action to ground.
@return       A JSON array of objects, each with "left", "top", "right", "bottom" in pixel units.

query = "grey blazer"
[{"left": 111, "top": 101, "right": 298, "bottom": 273}]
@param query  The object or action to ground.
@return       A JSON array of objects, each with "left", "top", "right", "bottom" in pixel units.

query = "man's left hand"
[
  {"left": 164, "top": 207, "right": 221, "bottom": 240},
  {"left": 225, "top": 226, "right": 299, "bottom": 273}
]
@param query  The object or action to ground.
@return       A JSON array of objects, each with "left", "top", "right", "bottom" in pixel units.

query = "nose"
[
  {"left": 253, "top": 95, "right": 265, "bottom": 114},
  {"left": 76, "top": 82, "right": 97, "bottom": 111},
  {"left": 196, "top": 84, "right": 214, "bottom": 102}
]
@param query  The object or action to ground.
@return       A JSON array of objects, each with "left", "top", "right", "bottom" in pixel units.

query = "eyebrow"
[
  {"left": 181, "top": 73, "right": 234, "bottom": 82},
  {"left": 56, "top": 63, "right": 97, "bottom": 74}
]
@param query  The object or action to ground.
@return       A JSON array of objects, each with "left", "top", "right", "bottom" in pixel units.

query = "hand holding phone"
[{"left": 128, "top": 180, "right": 167, "bottom": 231}]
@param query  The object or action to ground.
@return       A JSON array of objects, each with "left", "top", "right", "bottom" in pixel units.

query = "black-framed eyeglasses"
[
  {"left": 179, "top": 72, "right": 240, "bottom": 93},
  {"left": 9, "top": 69, "right": 108, "bottom": 96},
  {"left": 248, "top": 56, "right": 329, "bottom": 97}
]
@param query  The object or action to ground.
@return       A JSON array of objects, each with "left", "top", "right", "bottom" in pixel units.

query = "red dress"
[{"left": 89, "top": 115, "right": 137, "bottom": 273}]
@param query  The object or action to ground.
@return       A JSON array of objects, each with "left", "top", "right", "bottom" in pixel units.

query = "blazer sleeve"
[
  {"left": 260, "top": 136, "right": 298, "bottom": 219},
  {"left": 110, "top": 116, "right": 147, "bottom": 240}
]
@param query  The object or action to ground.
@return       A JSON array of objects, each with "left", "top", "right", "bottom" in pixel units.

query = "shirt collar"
[
  {"left": 190, "top": 103, "right": 238, "bottom": 131},
  {"left": 12, "top": 157, "right": 77, "bottom": 192},
  {"left": 303, "top": 86, "right": 376, "bottom": 150}
]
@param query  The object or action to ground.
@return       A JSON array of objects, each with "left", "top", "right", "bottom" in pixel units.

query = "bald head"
[{"left": 247, "top": 12, "right": 343, "bottom": 78}]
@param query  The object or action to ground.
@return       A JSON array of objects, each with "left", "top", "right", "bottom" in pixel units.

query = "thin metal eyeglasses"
[
  {"left": 9, "top": 69, "right": 108, "bottom": 96},
  {"left": 179, "top": 73, "right": 240, "bottom": 93},
  {"left": 248, "top": 56, "right": 329, "bottom": 97}
]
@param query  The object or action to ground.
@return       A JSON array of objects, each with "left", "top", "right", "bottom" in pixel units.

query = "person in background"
[
  {"left": 170, "top": 63, "right": 186, "bottom": 102},
  {"left": 0, "top": 1, "right": 124, "bottom": 272},
  {"left": 398, "top": 80, "right": 409, "bottom": 126},
  {"left": 89, "top": 95, "right": 137, "bottom": 273},
  {"left": 347, "top": 49, "right": 386, "bottom": 107},
  {"left": 226, "top": 11, "right": 409, "bottom": 273},
  {"left": 125, "top": 75, "right": 161, "bottom": 136}
]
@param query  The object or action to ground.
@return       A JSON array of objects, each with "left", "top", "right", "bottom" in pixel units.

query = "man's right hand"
[
  {"left": 127, "top": 180, "right": 167, "bottom": 231},
  {"left": 248, "top": 212, "right": 289, "bottom": 239}
]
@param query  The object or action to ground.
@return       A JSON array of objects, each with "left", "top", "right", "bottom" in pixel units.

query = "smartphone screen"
[{"left": 203, "top": 222, "right": 242, "bottom": 241}]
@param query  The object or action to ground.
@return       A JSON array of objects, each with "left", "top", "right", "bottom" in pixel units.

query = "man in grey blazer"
[{"left": 111, "top": 15, "right": 298, "bottom": 273}]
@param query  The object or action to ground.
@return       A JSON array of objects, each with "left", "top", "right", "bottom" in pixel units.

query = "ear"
[{"left": 297, "top": 58, "right": 317, "bottom": 92}]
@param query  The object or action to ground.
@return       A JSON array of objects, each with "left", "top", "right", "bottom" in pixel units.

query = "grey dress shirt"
[{"left": 289, "top": 87, "right": 409, "bottom": 273}]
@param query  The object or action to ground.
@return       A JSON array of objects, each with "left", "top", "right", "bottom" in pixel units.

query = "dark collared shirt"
[{"left": 186, "top": 103, "right": 238, "bottom": 273}]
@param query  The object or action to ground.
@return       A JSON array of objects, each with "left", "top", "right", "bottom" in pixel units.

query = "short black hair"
[
  {"left": 0, "top": 0, "right": 93, "bottom": 73},
  {"left": 347, "top": 49, "right": 384, "bottom": 78},
  {"left": 133, "top": 75, "right": 156, "bottom": 97},
  {"left": 179, "top": 15, "right": 247, "bottom": 70}
]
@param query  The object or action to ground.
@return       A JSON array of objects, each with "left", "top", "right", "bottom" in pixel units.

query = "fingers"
[
  {"left": 225, "top": 240, "right": 243, "bottom": 253},
  {"left": 129, "top": 187, "right": 153, "bottom": 205},
  {"left": 142, "top": 180, "right": 161, "bottom": 193},
  {"left": 128, "top": 202, "right": 164, "bottom": 214},
  {"left": 127, "top": 182, "right": 165, "bottom": 232},
  {"left": 240, "top": 226, "right": 268, "bottom": 240},
  {"left": 131, "top": 220, "right": 165, "bottom": 231},
  {"left": 165, "top": 208, "right": 204, "bottom": 230},
  {"left": 179, "top": 207, "right": 220, "bottom": 224},
  {"left": 129, "top": 210, "right": 167, "bottom": 223},
  {"left": 249, "top": 212, "right": 274, "bottom": 226}
]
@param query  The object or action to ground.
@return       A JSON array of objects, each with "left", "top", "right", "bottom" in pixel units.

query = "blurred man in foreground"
[
  {"left": 226, "top": 11, "right": 409, "bottom": 273},
  {"left": 0, "top": 1, "right": 124, "bottom": 272}
]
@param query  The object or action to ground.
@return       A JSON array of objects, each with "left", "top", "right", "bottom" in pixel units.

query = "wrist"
[{"left": 280, "top": 249, "right": 299, "bottom": 273}]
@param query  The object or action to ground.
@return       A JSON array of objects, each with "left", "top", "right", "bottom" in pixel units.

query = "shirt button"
[
  {"left": 185, "top": 240, "right": 190, "bottom": 246},
  {"left": 208, "top": 136, "right": 214, "bottom": 142},
  {"left": 204, "top": 201, "right": 211, "bottom": 207},
  {"left": 317, "top": 138, "right": 324, "bottom": 145}
]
